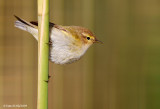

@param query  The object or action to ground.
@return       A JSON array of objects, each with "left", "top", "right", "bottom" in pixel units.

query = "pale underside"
[
  {"left": 15, "top": 19, "right": 91, "bottom": 64},
  {"left": 49, "top": 27, "right": 90, "bottom": 64}
]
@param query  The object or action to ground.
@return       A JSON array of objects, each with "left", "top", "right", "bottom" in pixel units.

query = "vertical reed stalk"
[{"left": 37, "top": 0, "right": 49, "bottom": 109}]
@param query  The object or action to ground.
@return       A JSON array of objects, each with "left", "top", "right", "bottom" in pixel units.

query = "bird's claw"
[
  {"left": 49, "top": 41, "right": 52, "bottom": 45},
  {"left": 45, "top": 41, "right": 52, "bottom": 45}
]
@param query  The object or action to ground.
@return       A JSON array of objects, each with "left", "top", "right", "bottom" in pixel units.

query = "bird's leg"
[
  {"left": 45, "top": 40, "right": 52, "bottom": 45},
  {"left": 49, "top": 41, "right": 52, "bottom": 45}
]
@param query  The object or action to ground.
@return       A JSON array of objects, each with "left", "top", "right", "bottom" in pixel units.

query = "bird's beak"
[{"left": 94, "top": 38, "right": 103, "bottom": 44}]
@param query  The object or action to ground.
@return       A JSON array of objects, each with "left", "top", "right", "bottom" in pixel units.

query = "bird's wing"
[
  {"left": 14, "top": 15, "right": 38, "bottom": 29},
  {"left": 30, "top": 21, "right": 55, "bottom": 28}
]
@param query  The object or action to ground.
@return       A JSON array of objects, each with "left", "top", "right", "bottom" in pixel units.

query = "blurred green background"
[{"left": 0, "top": 0, "right": 160, "bottom": 109}]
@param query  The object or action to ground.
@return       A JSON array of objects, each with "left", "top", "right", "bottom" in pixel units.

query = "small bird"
[{"left": 14, "top": 16, "right": 102, "bottom": 64}]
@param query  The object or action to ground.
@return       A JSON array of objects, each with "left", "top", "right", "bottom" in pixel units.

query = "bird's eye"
[{"left": 87, "top": 37, "right": 90, "bottom": 40}]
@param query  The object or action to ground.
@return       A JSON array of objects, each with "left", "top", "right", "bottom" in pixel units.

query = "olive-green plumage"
[{"left": 14, "top": 16, "right": 102, "bottom": 64}]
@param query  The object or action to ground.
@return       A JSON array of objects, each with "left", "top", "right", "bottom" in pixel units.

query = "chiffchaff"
[{"left": 14, "top": 16, "right": 102, "bottom": 64}]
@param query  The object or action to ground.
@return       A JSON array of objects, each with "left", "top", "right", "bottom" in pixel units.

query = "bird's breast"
[{"left": 49, "top": 27, "right": 86, "bottom": 64}]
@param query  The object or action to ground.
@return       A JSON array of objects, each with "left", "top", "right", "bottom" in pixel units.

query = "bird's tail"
[{"left": 14, "top": 15, "right": 38, "bottom": 40}]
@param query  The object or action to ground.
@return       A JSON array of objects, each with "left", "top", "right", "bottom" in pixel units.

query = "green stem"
[{"left": 37, "top": 0, "right": 49, "bottom": 109}]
